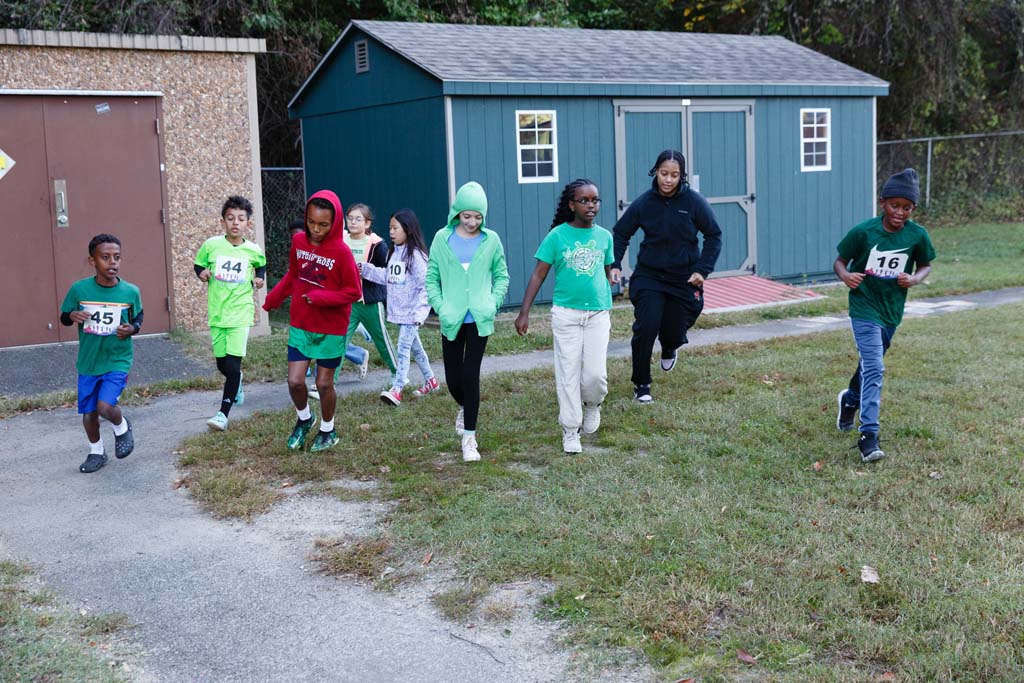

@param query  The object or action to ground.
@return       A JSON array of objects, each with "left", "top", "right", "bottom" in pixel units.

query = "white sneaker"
[
  {"left": 455, "top": 407, "right": 465, "bottom": 436},
  {"left": 562, "top": 428, "right": 582, "bottom": 454},
  {"left": 358, "top": 351, "right": 369, "bottom": 380},
  {"left": 461, "top": 433, "right": 480, "bottom": 462},
  {"left": 308, "top": 384, "right": 320, "bottom": 401},
  {"left": 582, "top": 403, "right": 602, "bottom": 434}
]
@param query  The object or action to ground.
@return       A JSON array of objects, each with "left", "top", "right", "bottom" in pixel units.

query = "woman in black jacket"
[{"left": 610, "top": 150, "right": 722, "bottom": 403}]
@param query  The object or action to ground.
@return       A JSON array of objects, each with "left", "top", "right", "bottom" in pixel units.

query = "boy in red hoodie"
[{"left": 264, "top": 191, "right": 361, "bottom": 452}]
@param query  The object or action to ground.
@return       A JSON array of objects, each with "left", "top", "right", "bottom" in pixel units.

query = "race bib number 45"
[
  {"left": 865, "top": 245, "right": 909, "bottom": 279},
  {"left": 215, "top": 254, "right": 250, "bottom": 284},
  {"left": 81, "top": 302, "right": 129, "bottom": 336}
]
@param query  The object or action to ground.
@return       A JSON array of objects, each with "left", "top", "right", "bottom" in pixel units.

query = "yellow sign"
[{"left": 0, "top": 149, "right": 14, "bottom": 181}]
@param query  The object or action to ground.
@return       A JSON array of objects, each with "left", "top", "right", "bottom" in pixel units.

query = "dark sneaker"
[
  {"left": 660, "top": 348, "right": 677, "bottom": 372},
  {"left": 633, "top": 384, "right": 653, "bottom": 403},
  {"left": 114, "top": 418, "right": 134, "bottom": 459},
  {"left": 80, "top": 450, "right": 108, "bottom": 474},
  {"left": 836, "top": 389, "right": 857, "bottom": 432},
  {"left": 287, "top": 417, "right": 316, "bottom": 450},
  {"left": 309, "top": 429, "right": 339, "bottom": 453},
  {"left": 858, "top": 432, "right": 885, "bottom": 463}
]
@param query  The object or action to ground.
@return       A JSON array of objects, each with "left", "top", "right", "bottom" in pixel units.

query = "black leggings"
[
  {"left": 216, "top": 354, "right": 242, "bottom": 415},
  {"left": 441, "top": 323, "right": 489, "bottom": 432}
]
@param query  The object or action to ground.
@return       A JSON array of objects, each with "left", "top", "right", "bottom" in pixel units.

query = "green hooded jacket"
[{"left": 426, "top": 182, "right": 510, "bottom": 340}]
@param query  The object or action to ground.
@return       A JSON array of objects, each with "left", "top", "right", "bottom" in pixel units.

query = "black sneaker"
[
  {"left": 633, "top": 384, "right": 653, "bottom": 403},
  {"left": 660, "top": 349, "right": 677, "bottom": 372},
  {"left": 858, "top": 433, "right": 885, "bottom": 463},
  {"left": 80, "top": 450, "right": 108, "bottom": 474},
  {"left": 836, "top": 390, "right": 858, "bottom": 432},
  {"left": 114, "top": 417, "right": 134, "bottom": 459}
]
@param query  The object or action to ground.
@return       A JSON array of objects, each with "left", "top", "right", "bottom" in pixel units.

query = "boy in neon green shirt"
[{"left": 194, "top": 196, "right": 267, "bottom": 430}]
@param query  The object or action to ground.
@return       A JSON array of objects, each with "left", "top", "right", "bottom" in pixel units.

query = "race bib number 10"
[
  {"left": 865, "top": 245, "right": 909, "bottom": 280},
  {"left": 215, "top": 255, "right": 249, "bottom": 284},
  {"left": 81, "top": 302, "right": 127, "bottom": 336}
]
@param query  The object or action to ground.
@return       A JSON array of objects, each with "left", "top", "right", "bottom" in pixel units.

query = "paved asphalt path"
[{"left": 1, "top": 287, "right": 1022, "bottom": 682}]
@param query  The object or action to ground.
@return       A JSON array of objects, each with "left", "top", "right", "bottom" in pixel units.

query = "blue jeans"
[
  {"left": 394, "top": 324, "right": 434, "bottom": 390},
  {"left": 846, "top": 318, "right": 896, "bottom": 435}
]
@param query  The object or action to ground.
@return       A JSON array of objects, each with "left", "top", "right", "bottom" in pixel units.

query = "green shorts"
[
  {"left": 211, "top": 326, "right": 250, "bottom": 358},
  {"left": 287, "top": 327, "right": 347, "bottom": 361}
]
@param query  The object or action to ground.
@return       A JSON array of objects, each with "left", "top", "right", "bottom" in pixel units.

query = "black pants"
[
  {"left": 441, "top": 323, "right": 489, "bottom": 432},
  {"left": 629, "top": 277, "right": 704, "bottom": 386}
]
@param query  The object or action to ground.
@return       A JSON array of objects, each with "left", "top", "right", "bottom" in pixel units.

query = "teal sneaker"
[
  {"left": 207, "top": 411, "right": 229, "bottom": 431},
  {"left": 287, "top": 417, "right": 316, "bottom": 450},
  {"left": 234, "top": 372, "right": 244, "bottom": 406},
  {"left": 309, "top": 429, "right": 339, "bottom": 453}
]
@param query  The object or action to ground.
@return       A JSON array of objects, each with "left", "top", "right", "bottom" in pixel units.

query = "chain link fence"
[
  {"left": 261, "top": 167, "right": 306, "bottom": 284},
  {"left": 877, "top": 130, "right": 1024, "bottom": 220}
]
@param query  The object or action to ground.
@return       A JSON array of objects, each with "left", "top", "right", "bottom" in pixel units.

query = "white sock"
[
  {"left": 297, "top": 406, "right": 312, "bottom": 421},
  {"left": 89, "top": 439, "right": 104, "bottom": 455},
  {"left": 320, "top": 418, "right": 334, "bottom": 432},
  {"left": 112, "top": 418, "right": 128, "bottom": 436}
]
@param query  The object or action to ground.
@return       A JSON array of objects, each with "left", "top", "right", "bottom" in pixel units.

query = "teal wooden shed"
[{"left": 288, "top": 20, "right": 889, "bottom": 305}]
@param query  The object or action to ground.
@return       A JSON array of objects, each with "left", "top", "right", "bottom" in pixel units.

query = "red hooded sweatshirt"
[{"left": 263, "top": 190, "right": 361, "bottom": 335}]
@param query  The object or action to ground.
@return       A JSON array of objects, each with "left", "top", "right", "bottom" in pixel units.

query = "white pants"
[{"left": 551, "top": 305, "right": 611, "bottom": 431}]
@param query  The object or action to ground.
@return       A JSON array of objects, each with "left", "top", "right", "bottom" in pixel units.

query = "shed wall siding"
[
  {"left": 754, "top": 96, "right": 875, "bottom": 279},
  {"left": 292, "top": 31, "right": 441, "bottom": 118},
  {"left": 450, "top": 96, "right": 617, "bottom": 306},
  {"left": 301, "top": 97, "right": 448, "bottom": 240}
]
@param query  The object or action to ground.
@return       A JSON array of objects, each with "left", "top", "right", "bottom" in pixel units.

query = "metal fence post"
[{"left": 925, "top": 137, "right": 932, "bottom": 208}]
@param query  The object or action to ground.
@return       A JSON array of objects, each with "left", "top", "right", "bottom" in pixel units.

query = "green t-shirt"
[
  {"left": 194, "top": 236, "right": 267, "bottom": 328},
  {"left": 535, "top": 223, "right": 614, "bottom": 311},
  {"left": 344, "top": 234, "right": 371, "bottom": 262},
  {"left": 60, "top": 277, "right": 143, "bottom": 376},
  {"left": 837, "top": 216, "right": 936, "bottom": 328}
]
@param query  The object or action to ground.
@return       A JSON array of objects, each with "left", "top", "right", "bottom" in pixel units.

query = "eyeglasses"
[
  {"left": 347, "top": 215, "right": 366, "bottom": 223},
  {"left": 571, "top": 198, "right": 602, "bottom": 206}
]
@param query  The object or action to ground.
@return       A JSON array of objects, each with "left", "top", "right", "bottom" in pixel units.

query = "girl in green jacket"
[{"left": 425, "top": 182, "right": 510, "bottom": 462}]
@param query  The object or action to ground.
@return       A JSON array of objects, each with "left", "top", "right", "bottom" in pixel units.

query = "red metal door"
[
  {"left": 0, "top": 96, "right": 62, "bottom": 346},
  {"left": 43, "top": 96, "right": 170, "bottom": 341}
]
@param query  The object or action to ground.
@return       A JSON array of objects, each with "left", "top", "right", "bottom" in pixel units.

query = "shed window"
[
  {"left": 515, "top": 110, "right": 558, "bottom": 183},
  {"left": 800, "top": 108, "right": 830, "bottom": 172},
  {"left": 354, "top": 40, "right": 369, "bottom": 73}
]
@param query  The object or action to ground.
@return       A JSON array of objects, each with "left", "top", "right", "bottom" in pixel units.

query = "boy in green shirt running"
[
  {"left": 834, "top": 168, "right": 935, "bottom": 462},
  {"left": 194, "top": 196, "right": 267, "bottom": 430},
  {"left": 60, "top": 234, "right": 143, "bottom": 474}
]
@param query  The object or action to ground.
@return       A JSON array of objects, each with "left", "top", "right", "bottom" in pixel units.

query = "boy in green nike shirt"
[
  {"left": 60, "top": 234, "right": 143, "bottom": 474},
  {"left": 194, "top": 196, "right": 267, "bottom": 430}
]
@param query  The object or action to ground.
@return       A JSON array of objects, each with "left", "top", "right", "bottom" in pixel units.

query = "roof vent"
[{"left": 354, "top": 40, "right": 369, "bottom": 73}]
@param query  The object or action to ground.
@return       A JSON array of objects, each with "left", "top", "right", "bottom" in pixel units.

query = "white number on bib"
[
  {"left": 865, "top": 245, "right": 909, "bottom": 280},
  {"left": 387, "top": 261, "right": 408, "bottom": 285},
  {"left": 215, "top": 255, "right": 249, "bottom": 284},
  {"left": 81, "top": 303, "right": 123, "bottom": 336}
]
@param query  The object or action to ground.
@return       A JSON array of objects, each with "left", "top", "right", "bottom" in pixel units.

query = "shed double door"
[
  {"left": 0, "top": 95, "right": 170, "bottom": 347},
  {"left": 613, "top": 100, "right": 756, "bottom": 278}
]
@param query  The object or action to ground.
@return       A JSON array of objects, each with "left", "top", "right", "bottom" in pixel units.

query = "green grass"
[
  {"left": 0, "top": 561, "right": 131, "bottom": 682},
  {"left": 179, "top": 303, "right": 1024, "bottom": 681}
]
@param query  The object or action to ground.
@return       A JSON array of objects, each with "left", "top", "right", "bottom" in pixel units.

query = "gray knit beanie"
[{"left": 880, "top": 168, "right": 920, "bottom": 205}]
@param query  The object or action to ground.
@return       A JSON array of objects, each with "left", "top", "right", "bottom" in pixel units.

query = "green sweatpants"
[{"left": 345, "top": 301, "right": 397, "bottom": 372}]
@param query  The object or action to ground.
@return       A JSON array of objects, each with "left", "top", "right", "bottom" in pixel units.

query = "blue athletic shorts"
[
  {"left": 287, "top": 345, "right": 341, "bottom": 369},
  {"left": 77, "top": 371, "right": 129, "bottom": 414}
]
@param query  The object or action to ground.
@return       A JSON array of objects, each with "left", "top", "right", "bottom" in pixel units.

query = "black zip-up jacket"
[
  {"left": 612, "top": 185, "right": 722, "bottom": 285},
  {"left": 361, "top": 238, "right": 388, "bottom": 305}
]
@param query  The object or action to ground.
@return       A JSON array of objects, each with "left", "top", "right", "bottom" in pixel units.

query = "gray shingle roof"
[{"left": 353, "top": 20, "right": 886, "bottom": 86}]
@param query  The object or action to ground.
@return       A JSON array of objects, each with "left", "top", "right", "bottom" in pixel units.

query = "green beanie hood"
[{"left": 447, "top": 181, "right": 488, "bottom": 229}]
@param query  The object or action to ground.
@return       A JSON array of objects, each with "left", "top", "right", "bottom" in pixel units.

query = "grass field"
[{"left": 179, "top": 302, "right": 1024, "bottom": 681}]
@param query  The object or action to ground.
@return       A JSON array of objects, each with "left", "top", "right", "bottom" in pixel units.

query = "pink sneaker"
[
  {"left": 412, "top": 376, "right": 440, "bottom": 398},
  {"left": 379, "top": 387, "right": 402, "bottom": 406}
]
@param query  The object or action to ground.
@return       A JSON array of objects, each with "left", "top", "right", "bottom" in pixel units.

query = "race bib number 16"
[
  {"left": 81, "top": 302, "right": 126, "bottom": 336},
  {"left": 865, "top": 245, "right": 909, "bottom": 279},
  {"left": 215, "top": 254, "right": 249, "bottom": 284}
]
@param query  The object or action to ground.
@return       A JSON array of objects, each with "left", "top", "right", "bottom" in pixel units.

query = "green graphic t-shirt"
[
  {"left": 535, "top": 223, "right": 614, "bottom": 311},
  {"left": 61, "top": 277, "right": 143, "bottom": 375},
  {"left": 344, "top": 234, "right": 371, "bottom": 262},
  {"left": 837, "top": 216, "right": 936, "bottom": 328},
  {"left": 194, "top": 236, "right": 267, "bottom": 328}
]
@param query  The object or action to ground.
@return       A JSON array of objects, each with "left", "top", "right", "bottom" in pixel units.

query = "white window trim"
[
  {"left": 799, "top": 107, "right": 831, "bottom": 172},
  {"left": 515, "top": 109, "right": 559, "bottom": 184}
]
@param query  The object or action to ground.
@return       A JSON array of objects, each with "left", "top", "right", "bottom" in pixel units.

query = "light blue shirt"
[{"left": 448, "top": 232, "right": 484, "bottom": 323}]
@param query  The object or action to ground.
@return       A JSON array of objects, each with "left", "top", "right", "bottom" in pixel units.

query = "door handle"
[{"left": 54, "top": 179, "right": 69, "bottom": 228}]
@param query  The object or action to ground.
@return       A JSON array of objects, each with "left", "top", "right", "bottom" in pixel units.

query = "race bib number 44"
[
  {"left": 865, "top": 245, "right": 909, "bottom": 279},
  {"left": 215, "top": 255, "right": 250, "bottom": 284},
  {"left": 81, "top": 302, "right": 128, "bottom": 336}
]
